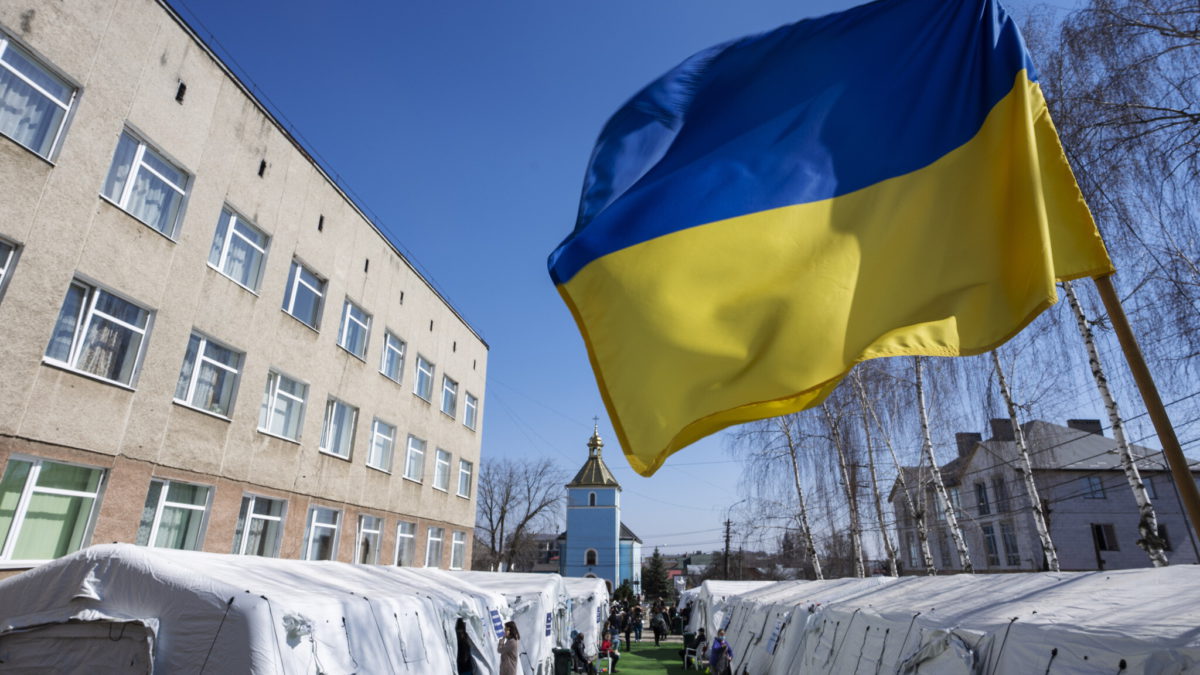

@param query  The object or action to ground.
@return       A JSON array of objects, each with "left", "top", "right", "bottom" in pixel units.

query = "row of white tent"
[
  {"left": 681, "top": 567, "right": 1200, "bottom": 674},
  {"left": 0, "top": 544, "right": 610, "bottom": 674}
]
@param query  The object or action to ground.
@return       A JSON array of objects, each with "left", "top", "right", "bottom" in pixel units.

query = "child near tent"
[{"left": 600, "top": 634, "right": 620, "bottom": 673}]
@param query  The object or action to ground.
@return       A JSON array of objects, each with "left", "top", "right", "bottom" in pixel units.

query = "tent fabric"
[
  {"left": 710, "top": 568, "right": 1200, "bottom": 675},
  {"left": 560, "top": 576, "right": 610, "bottom": 660},
  {"left": 451, "top": 570, "right": 573, "bottom": 675},
  {"left": 0, "top": 545, "right": 511, "bottom": 674},
  {"left": 683, "top": 579, "right": 775, "bottom": 636}
]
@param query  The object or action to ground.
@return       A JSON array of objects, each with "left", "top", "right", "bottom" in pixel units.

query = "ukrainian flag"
[{"left": 548, "top": 0, "right": 1113, "bottom": 476}]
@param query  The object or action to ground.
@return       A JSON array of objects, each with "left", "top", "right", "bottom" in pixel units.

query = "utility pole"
[{"left": 723, "top": 518, "right": 732, "bottom": 579}]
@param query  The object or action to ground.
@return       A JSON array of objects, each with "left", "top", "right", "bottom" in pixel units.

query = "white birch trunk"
[
  {"left": 822, "top": 403, "right": 866, "bottom": 578},
  {"left": 1064, "top": 282, "right": 1168, "bottom": 566},
  {"left": 851, "top": 373, "right": 898, "bottom": 576},
  {"left": 991, "top": 350, "right": 1061, "bottom": 572},
  {"left": 857, "top": 373, "right": 936, "bottom": 575},
  {"left": 779, "top": 418, "right": 825, "bottom": 579},
  {"left": 915, "top": 357, "right": 974, "bottom": 573}
]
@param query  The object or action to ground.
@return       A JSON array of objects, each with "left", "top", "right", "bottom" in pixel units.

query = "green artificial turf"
[{"left": 592, "top": 641, "right": 698, "bottom": 675}]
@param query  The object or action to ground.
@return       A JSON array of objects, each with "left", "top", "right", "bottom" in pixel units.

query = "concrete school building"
[
  {"left": 0, "top": 0, "right": 486, "bottom": 575},
  {"left": 559, "top": 426, "right": 642, "bottom": 594}
]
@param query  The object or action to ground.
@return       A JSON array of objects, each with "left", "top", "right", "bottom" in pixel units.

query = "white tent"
[
  {"left": 452, "top": 571, "right": 572, "bottom": 675},
  {"left": 714, "top": 568, "right": 1200, "bottom": 675},
  {"left": 560, "top": 576, "right": 610, "bottom": 659},
  {"left": 0, "top": 544, "right": 510, "bottom": 674},
  {"left": 683, "top": 579, "right": 774, "bottom": 636}
]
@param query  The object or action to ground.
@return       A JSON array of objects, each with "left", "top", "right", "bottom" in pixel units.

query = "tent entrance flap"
[{"left": 0, "top": 620, "right": 153, "bottom": 674}]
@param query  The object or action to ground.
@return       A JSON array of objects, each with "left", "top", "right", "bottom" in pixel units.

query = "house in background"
[
  {"left": 0, "top": 0, "right": 485, "bottom": 576},
  {"left": 892, "top": 419, "right": 1200, "bottom": 573}
]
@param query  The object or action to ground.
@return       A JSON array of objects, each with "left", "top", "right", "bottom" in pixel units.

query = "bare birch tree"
[
  {"left": 1065, "top": 281, "right": 1169, "bottom": 565},
  {"left": 475, "top": 458, "right": 566, "bottom": 571},
  {"left": 915, "top": 357, "right": 973, "bottom": 572},
  {"left": 821, "top": 402, "right": 865, "bottom": 578}
]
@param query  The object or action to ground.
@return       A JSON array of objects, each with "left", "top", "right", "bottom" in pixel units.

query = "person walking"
[
  {"left": 622, "top": 610, "right": 633, "bottom": 651},
  {"left": 632, "top": 606, "right": 644, "bottom": 642},
  {"left": 498, "top": 621, "right": 520, "bottom": 675},
  {"left": 709, "top": 628, "right": 734, "bottom": 675},
  {"left": 650, "top": 609, "right": 667, "bottom": 646}
]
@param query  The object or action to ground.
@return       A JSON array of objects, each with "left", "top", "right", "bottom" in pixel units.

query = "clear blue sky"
[{"left": 169, "top": 0, "right": 1059, "bottom": 555}]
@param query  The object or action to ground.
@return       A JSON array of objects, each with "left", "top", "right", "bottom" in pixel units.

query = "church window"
[
  {"left": 588, "top": 492, "right": 596, "bottom": 506},
  {"left": 585, "top": 548, "right": 598, "bottom": 566}
]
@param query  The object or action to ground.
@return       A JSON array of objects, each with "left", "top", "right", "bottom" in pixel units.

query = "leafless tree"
[{"left": 475, "top": 457, "right": 566, "bottom": 571}]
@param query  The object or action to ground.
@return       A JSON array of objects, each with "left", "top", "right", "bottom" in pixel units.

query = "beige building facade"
[{"left": 0, "top": 0, "right": 485, "bottom": 575}]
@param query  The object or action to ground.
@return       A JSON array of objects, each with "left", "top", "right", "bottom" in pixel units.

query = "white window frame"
[
  {"left": 319, "top": 397, "right": 358, "bottom": 459},
  {"left": 282, "top": 259, "right": 326, "bottom": 330},
  {"left": 456, "top": 460, "right": 473, "bottom": 499},
  {"left": 404, "top": 435, "right": 426, "bottom": 483},
  {"left": 207, "top": 206, "right": 269, "bottom": 292},
  {"left": 0, "top": 456, "right": 105, "bottom": 562},
  {"left": 414, "top": 355, "right": 434, "bottom": 401},
  {"left": 43, "top": 278, "right": 153, "bottom": 388},
  {"left": 232, "top": 494, "right": 286, "bottom": 557},
  {"left": 441, "top": 375, "right": 458, "bottom": 418},
  {"left": 1082, "top": 475, "right": 1106, "bottom": 499},
  {"left": 0, "top": 34, "right": 76, "bottom": 159},
  {"left": 1142, "top": 476, "right": 1157, "bottom": 499},
  {"left": 101, "top": 128, "right": 189, "bottom": 238},
  {"left": 395, "top": 521, "right": 416, "bottom": 566},
  {"left": 137, "top": 478, "right": 211, "bottom": 550},
  {"left": 380, "top": 331, "right": 406, "bottom": 383},
  {"left": 258, "top": 369, "right": 307, "bottom": 442},
  {"left": 425, "top": 526, "right": 445, "bottom": 568},
  {"left": 367, "top": 418, "right": 396, "bottom": 473},
  {"left": 464, "top": 392, "right": 478, "bottom": 431},
  {"left": 0, "top": 238, "right": 18, "bottom": 302},
  {"left": 357, "top": 515, "right": 383, "bottom": 565},
  {"left": 337, "top": 298, "right": 371, "bottom": 359},
  {"left": 174, "top": 331, "right": 243, "bottom": 418},
  {"left": 433, "top": 449, "right": 451, "bottom": 492},
  {"left": 450, "top": 531, "right": 466, "bottom": 570},
  {"left": 303, "top": 506, "right": 341, "bottom": 561}
]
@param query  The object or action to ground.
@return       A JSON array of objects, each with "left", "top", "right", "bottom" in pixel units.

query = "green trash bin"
[{"left": 553, "top": 647, "right": 573, "bottom": 675}]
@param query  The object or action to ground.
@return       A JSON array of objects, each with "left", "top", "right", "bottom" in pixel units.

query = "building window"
[
  {"left": 434, "top": 449, "right": 451, "bottom": 492},
  {"left": 44, "top": 279, "right": 152, "bottom": 387},
  {"left": 981, "top": 524, "right": 1000, "bottom": 566},
  {"left": 999, "top": 520, "right": 1020, "bottom": 566},
  {"left": 395, "top": 521, "right": 416, "bottom": 566},
  {"left": 585, "top": 548, "right": 598, "bottom": 566},
  {"left": 282, "top": 259, "right": 325, "bottom": 329},
  {"left": 320, "top": 398, "right": 357, "bottom": 459},
  {"left": 208, "top": 207, "right": 269, "bottom": 291},
  {"left": 0, "top": 238, "right": 17, "bottom": 301},
  {"left": 303, "top": 506, "right": 340, "bottom": 560},
  {"left": 931, "top": 490, "right": 944, "bottom": 521},
  {"left": 258, "top": 370, "right": 307, "bottom": 441},
  {"left": 232, "top": 494, "right": 285, "bottom": 557},
  {"left": 1142, "top": 477, "right": 1157, "bottom": 500},
  {"left": 1092, "top": 523, "right": 1119, "bottom": 551},
  {"left": 357, "top": 515, "right": 383, "bottom": 564},
  {"left": 136, "top": 479, "right": 211, "bottom": 550},
  {"left": 451, "top": 531, "right": 466, "bottom": 570},
  {"left": 1082, "top": 476, "right": 1106, "bottom": 499},
  {"left": 464, "top": 393, "right": 479, "bottom": 430},
  {"left": 0, "top": 34, "right": 76, "bottom": 158},
  {"left": 425, "top": 526, "right": 444, "bottom": 567},
  {"left": 174, "top": 332, "right": 242, "bottom": 417},
  {"left": 414, "top": 356, "right": 434, "bottom": 401},
  {"left": 441, "top": 376, "right": 458, "bottom": 418},
  {"left": 404, "top": 435, "right": 426, "bottom": 482},
  {"left": 380, "top": 331, "right": 406, "bottom": 382},
  {"left": 991, "top": 477, "right": 1010, "bottom": 513},
  {"left": 937, "top": 530, "right": 951, "bottom": 567},
  {"left": 367, "top": 419, "right": 396, "bottom": 473},
  {"left": 457, "top": 460, "right": 473, "bottom": 498},
  {"left": 101, "top": 129, "right": 189, "bottom": 237},
  {"left": 0, "top": 457, "right": 104, "bottom": 561},
  {"left": 948, "top": 486, "right": 961, "bottom": 513},
  {"left": 974, "top": 482, "right": 990, "bottom": 516},
  {"left": 337, "top": 299, "right": 371, "bottom": 359}
]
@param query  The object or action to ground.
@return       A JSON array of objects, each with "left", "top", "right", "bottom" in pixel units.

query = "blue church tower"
[{"left": 560, "top": 425, "right": 642, "bottom": 595}]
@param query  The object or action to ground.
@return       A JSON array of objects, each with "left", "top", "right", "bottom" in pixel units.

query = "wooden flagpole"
[{"left": 1093, "top": 274, "right": 1200, "bottom": 543}]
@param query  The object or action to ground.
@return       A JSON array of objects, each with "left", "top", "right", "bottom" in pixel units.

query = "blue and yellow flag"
[{"left": 548, "top": 0, "right": 1113, "bottom": 476}]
